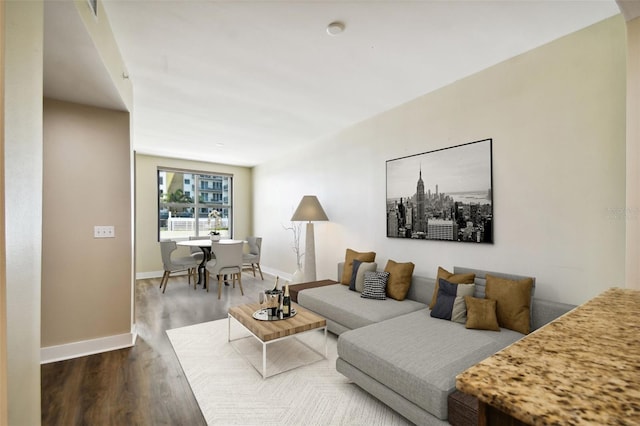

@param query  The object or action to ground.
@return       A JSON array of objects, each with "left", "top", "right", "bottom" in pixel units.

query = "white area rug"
[{"left": 166, "top": 319, "right": 411, "bottom": 425}]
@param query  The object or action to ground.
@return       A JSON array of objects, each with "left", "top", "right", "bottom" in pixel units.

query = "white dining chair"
[
  {"left": 159, "top": 240, "right": 199, "bottom": 293},
  {"left": 242, "top": 236, "right": 263, "bottom": 280},
  {"left": 206, "top": 241, "right": 244, "bottom": 299}
]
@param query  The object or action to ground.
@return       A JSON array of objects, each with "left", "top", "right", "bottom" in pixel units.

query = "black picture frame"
[{"left": 386, "top": 138, "right": 493, "bottom": 243}]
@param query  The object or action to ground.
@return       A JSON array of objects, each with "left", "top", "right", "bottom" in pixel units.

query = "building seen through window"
[{"left": 157, "top": 168, "right": 232, "bottom": 241}]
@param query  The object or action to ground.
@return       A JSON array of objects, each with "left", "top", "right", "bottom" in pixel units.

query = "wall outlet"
[{"left": 94, "top": 225, "right": 115, "bottom": 238}]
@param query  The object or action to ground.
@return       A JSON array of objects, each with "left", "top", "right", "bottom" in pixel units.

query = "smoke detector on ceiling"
[{"left": 326, "top": 21, "right": 345, "bottom": 36}]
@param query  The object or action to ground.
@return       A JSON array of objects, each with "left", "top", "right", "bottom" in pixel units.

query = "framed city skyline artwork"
[{"left": 386, "top": 138, "right": 493, "bottom": 243}]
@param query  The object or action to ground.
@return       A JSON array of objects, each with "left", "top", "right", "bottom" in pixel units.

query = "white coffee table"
[{"left": 228, "top": 302, "right": 327, "bottom": 378}]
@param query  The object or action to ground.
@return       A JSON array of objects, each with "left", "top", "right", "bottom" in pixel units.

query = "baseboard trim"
[
  {"left": 260, "top": 267, "right": 291, "bottom": 282},
  {"left": 136, "top": 270, "right": 164, "bottom": 280},
  {"left": 137, "top": 268, "right": 289, "bottom": 282},
  {"left": 41, "top": 327, "right": 138, "bottom": 364}
]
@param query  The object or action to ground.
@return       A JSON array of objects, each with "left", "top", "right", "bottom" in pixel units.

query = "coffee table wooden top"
[{"left": 228, "top": 303, "right": 326, "bottom": 342}]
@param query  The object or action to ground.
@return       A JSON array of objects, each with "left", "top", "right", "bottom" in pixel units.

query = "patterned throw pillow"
[
  {"left": 430, "top": 279, "right": 475, "bottom": 323},
  {"left": 361, "top": 271, "right": 389, "bottom": 300}
]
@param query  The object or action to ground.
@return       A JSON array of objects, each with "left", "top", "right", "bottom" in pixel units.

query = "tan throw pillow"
[
  {"left": 429, "top": 267, "right": 475, "bottom": 309},
  {"left": 485, "top": 274, "right": 534, "bottom": 334},
  {"left": 465, "top": 296, "right": 500, "bottom": 331},
  {"left": 384, "top": 259, "right": 415, "bottom": 301},
  {"left": 341, "top": 249, "right": 376, "bottom": 285}
]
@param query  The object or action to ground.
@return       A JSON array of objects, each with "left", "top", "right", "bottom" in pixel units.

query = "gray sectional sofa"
[{"left": 296, "top": 264, "right": 576, "bottom": 425}]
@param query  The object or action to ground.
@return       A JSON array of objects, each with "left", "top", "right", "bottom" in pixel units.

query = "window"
[{"left": 157, "top": 168, "right": 232, "bottom": 241}]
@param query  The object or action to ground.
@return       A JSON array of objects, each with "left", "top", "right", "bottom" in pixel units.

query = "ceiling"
[{"left": 44, "top": 1, "right": 621, "bottom": 167}]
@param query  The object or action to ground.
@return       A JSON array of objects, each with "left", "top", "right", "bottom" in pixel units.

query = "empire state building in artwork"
[{"left": 416, "top": 166, "right": 426, "bottom": 233}]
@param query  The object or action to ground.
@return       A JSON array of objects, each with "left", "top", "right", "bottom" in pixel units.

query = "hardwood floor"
[{"left": 41, "top": 271, "right": 270, "bottom": 425}]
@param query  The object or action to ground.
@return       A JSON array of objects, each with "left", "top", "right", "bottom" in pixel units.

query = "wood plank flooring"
[{"left": 41, "top": 271, "right": 269, "bottom": 425}]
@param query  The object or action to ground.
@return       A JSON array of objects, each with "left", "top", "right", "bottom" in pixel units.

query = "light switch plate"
[{"left": 94, "top": 225, "right": 115, "bottom": 238}]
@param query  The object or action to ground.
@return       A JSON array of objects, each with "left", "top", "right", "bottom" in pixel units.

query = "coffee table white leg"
[
  {"left": 324, "top": 326, "right": 328, "bottom": 357},
  {"left": 262, "top": 341, "right": 267, "bottom": 379}
]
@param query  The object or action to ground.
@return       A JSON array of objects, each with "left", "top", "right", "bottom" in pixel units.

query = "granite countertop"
[{"left": 456, "top": 287, "right": 640, "bottom": 425}]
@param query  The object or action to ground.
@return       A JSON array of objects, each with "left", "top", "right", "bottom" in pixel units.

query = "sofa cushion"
[
  {"left": 341, "top": 249, "right": 376, "bottom": 285},
  {"left": 465, "top": 296, "right": 500, "bottom": 331},
  {"left": 384, "top": 259, "right": 415, "bottom": 301},
  {"left": 361, "top": 271, "right": 389, "bottom": 300},
  {"left": 485, "top": 274, "right": 534, "bottom": 334},
  {"left": 430, "top": 267, "right": 475, "bottom": 309},
  {"left": 430, "top": 279, "right": 475, "bottom": 323},
  {"left": 297, "top": 284, "right": 426, "bottom": 331},
  {"left": 337, "top": 310, "right": 523, "bottom": 420},
  {"left": 349, "top": 260, "right": 377, "bottom": 292}
]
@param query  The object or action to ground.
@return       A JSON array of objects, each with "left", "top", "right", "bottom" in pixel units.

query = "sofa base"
[
  {"left": 447, "top": 391, "right": 478, "bottom": 426},
  {"left": 336, "top": 358, "right": 448, "bottom": 426}
]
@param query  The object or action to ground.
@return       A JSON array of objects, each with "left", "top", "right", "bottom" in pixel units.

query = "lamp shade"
[{"left": 291, "top": 195, "right": 329, "bottom": 222}]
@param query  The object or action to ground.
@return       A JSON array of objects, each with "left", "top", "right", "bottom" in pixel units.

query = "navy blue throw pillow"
[
  {"left": 349, "top": 259, "right": 364, "bottom": 291},
  {"left": 430, "top": 278, "right": 475, "bottom": 323},
  {"left": 430, "top": 278, "right": 458, "bottom": 320}
]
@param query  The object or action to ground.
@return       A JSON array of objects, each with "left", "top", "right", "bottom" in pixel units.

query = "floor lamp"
[{"left": 291, "top": 195, "right": 329, "bottom": 282}]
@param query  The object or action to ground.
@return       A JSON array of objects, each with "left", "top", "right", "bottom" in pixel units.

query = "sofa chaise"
[{"left": 296, "top": 263, "right": 576, "bottom": 425}]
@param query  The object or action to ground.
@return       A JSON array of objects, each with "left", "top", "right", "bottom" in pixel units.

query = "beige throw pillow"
[{"left": 353, "top": 262, "right": 377, "bottom": 292}]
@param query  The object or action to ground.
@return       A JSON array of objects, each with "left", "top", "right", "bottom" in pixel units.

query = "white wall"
[
  {"left": 4, "top": 0, "right": 43, "bottom": 423},
  {"left": 253, "top": 16, "right": 627, "bottom": 306}
]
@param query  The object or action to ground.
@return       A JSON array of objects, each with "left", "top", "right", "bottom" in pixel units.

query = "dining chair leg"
[
  {"left": 237, "top": 273, "right": 244, "bottom": 296},
  {"left": 161, "top": 271, "right": 171, "bottom": 293},
  {"left": 218, "top": 275, "right": 223, "bottom": 299},
  {"left": 193, "top": 268, "right": 197, "bottom": 290},
  {"left": 251, "top": 264, "right": 256, "bottom": 277},
  {"left": 160, "top": 271, "right": 169, "bottom": 290},
  {"left": 205, "top": 272, "right": 209, "bottom": 292},
  {"left": 256, "top": 264, "right": 264, "bottom": 280}
]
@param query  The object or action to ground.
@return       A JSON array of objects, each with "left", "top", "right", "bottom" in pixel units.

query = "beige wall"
[
  {"left": 253, "top": 16, "right": 627, "bottom": 305},
  {"left": 627, "top": 16, "right": 640, "bottom": 290},
  {"left": 42, "top": 99, "right": 132, "bottom": 347},
  {"left": 135, "top": 154, "right": 252, "bottom": 276},
  {"left": 4, "top": 1, "right": 43, "bottom": 424}
]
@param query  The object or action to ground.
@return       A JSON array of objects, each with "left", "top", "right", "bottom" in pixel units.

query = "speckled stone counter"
[{"left": 456, "top": 287, "right": 640, "bottom": 426}]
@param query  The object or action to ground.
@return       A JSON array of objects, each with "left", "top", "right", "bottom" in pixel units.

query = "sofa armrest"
[
  {"left": 338, "top": 262, "right": 345, "bottom": 282},
  {"left": 531, "top": 299, "right": 576, "bottom": 331}
]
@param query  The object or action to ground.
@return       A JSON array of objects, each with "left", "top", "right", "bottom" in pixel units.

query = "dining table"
[{"left": 176, "top": 239, "right": 246, "bottom": 287}]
